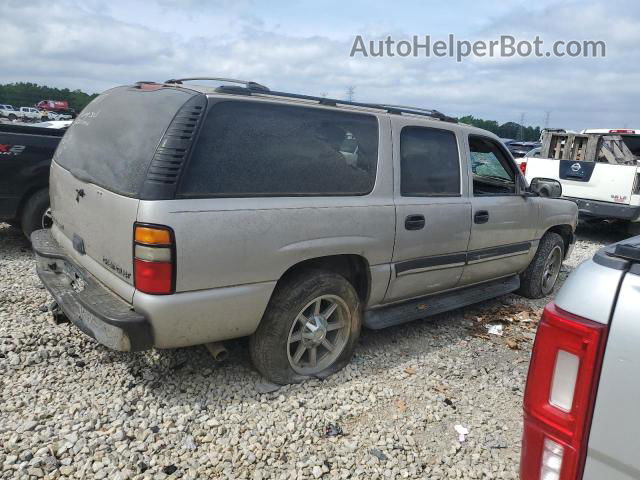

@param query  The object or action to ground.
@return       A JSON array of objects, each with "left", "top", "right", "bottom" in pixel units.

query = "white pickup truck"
[
  {"left": 18, "top": 107, "right": 45, "bottom": 122},
  {"left": 0, "top": 104, "right": 19, "bottom": 121},
  {"left": 523, "top": 129, "right": 640, "bottom": 234}
]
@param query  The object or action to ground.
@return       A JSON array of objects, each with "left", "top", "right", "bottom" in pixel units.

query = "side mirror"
[{"left": 529, "top": 177, "right": 562, "bottom": 198}]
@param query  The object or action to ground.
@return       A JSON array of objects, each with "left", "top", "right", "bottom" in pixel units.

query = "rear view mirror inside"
[{"left": 530, "top": 177, "right": 563, "bottom": 198}]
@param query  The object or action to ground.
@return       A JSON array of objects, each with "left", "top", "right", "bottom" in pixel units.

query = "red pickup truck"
[{"left": 36, "top": 100, "right": 69, "bottom": 112}]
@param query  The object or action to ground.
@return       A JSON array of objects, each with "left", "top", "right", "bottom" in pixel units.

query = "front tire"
[
  {"left": 20, "top": 189, "right": 51, "bottom": 239},
  {"left": 517, "top": 232, "right": 565, "bottom": 299},
  {"left": 250, "top": 270, "right": 361, "bottom": 385}
]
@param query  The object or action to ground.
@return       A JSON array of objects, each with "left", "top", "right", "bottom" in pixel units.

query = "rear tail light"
[
  {"left": 519, "top": 160, "right": 528, "bottom": 175},
  {"left": 521, "top": 303, "right": 608, "bottom": 480},
  {"left": 133, "top": 224, "right": 175, "bottom": 295},
  {"left": 609, "top": 129, "right": 635, "bottom": 134}
]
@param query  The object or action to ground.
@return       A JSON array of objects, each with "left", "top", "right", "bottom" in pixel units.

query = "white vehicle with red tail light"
[
  {"left": 521, "top": 235, "right": 640, "bottom": 479},
  {"left": 523, "top": 129, "right": 640, "bottom": 235}
]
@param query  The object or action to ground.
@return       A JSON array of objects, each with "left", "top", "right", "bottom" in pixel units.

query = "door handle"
[
  {"left": 405, "top": 214, "right": 426, "bottom": 230},
  {"left": 474, "top": 210, "right": 490, "bottom": 224}
]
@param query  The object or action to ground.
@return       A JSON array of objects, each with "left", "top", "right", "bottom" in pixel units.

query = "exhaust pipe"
[
  {"left": 47, "top": 301, "right": 70, "bottom": 325},
  {"left": 205, "top": 342, "right": 228, "bottom": 362}
]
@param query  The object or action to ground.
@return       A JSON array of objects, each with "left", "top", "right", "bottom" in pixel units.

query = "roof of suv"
[{"left": 141, "top": 77, "right": 465, "bottom": 127}]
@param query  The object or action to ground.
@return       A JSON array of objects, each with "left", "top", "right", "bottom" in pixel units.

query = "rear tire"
[
  {"left": 250, "top": 270, "right": 361, "bottom": 385},
  {"left": 20, "top": 189, "right": 51, "bottom": 239},
  {"left": 517, "top": 232, "right": 565, "bottom": 299}
]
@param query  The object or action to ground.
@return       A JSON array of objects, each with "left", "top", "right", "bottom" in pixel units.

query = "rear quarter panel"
[
  {"left": 138, "top": 196, "right": 395, "bottom": 292},
  {"left": 582, "top": 269, "right": 640, "bottom": 479}
]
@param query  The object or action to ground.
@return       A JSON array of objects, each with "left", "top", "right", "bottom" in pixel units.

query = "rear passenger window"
[
  {"left": 178, "top": 101, "right": 379, "bottom": 197},
  {"left": 400, "top": 126, "right": 461, "bottom": 196}
]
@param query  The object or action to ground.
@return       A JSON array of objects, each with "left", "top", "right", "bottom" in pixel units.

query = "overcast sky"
[{"left": 2, "top": 0, "right": 638, "bottom": 130}]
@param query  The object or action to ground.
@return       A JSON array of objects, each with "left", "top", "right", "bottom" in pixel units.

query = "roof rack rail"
[
  {"left": 164, "top": 77, "right": 270, "bottom": 92},
  {"left": 381, "top": 104, "right": 457, "bottom": 123},
  {"left": 163, "top": 77, "right": 456, "bottom": 123},
  {"left": 261, "top": 90, "right": 457, "bottom": 123}
]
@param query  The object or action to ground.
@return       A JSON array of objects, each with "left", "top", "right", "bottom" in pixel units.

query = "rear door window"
[
  {"left": 178, "top": 101, "right": 379, "bottom": 197},
  {"left": 400, "top": 126, "right": 461, "bottom": 196}
]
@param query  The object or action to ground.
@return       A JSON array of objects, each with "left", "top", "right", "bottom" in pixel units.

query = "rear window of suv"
[
  {"left": 54, "top": 86, "right": 194, "bottom": 197},
  {"left": 178, "top": 100, "right": 379, "bottom": 197}
]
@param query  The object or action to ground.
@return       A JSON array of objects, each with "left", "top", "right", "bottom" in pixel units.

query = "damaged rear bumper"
[{"left": 31, "top": 229, "right": 153, "bottom": 351}]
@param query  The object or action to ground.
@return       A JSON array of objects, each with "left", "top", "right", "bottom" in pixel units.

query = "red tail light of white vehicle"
[
  {"left": 520, "top": 303, "right": 608, "bottom": 480},
  {"left": 519, "top": 160, "right": 527, "bottom": 175}
]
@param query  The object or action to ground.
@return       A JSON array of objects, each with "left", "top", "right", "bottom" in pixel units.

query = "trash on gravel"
[
  {"left": 404, "top": 366, "right": 417, "bottom": 375},
  {"left": 506, "top": 339, "right": 520, "bottom": 350},
  {"left": 485, "top": 323, "right": 504, "bottom": 336},
  {"left": 454, "top": 424, "right": 469, "bottom": 442},
  {"left": 162, "top": 465, "right": 178, "bottom": 475},
  {"left": 369, "top": 448, "right": 388, "bottom": 461},
  {"left": 183, "top": 435, "right": 197, "bottom": 450},
  {"left": 324, "top": 423, "right": 344, "bottom": 437}
]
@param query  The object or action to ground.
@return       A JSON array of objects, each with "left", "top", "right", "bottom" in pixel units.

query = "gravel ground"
[{"left": 0, "top": 222, "right": 627, "bottom": 479}]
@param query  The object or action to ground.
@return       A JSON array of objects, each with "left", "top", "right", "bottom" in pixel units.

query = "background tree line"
[
  {"left": 458, "top": 115, "right": 542, "bottom": 142},
  {"left": 0, "top": 82, "right": 98, "bottom": 112}
]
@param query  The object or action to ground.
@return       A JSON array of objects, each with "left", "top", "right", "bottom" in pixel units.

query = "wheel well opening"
[
  {"left": 278, "top": 255, "right": 371, "bottom": 304},
  {"left": 16, "top": 185, "right": 49, "bottom": 222},
  {"left": 547, "top": 224, "right": 573, "bottom": 257}
]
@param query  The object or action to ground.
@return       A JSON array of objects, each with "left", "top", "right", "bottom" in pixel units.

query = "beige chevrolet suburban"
[{"left": 32, "top": 77, "right": 578, "bottom": 384}]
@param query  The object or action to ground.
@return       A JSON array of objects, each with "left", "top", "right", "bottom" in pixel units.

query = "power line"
[{"left": 345, "top": 85, "right": 355, "bottom": 102}]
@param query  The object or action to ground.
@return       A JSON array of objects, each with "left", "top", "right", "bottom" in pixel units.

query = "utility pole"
[
  {"left": 518, "top": 112, "right": 525, "bottom": 141},
  {"left": 346, "top": 85, "right": 355, "bottom": 102},
  {"left": 544, "top": 111, "right": 551, "bottom": 129}
]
